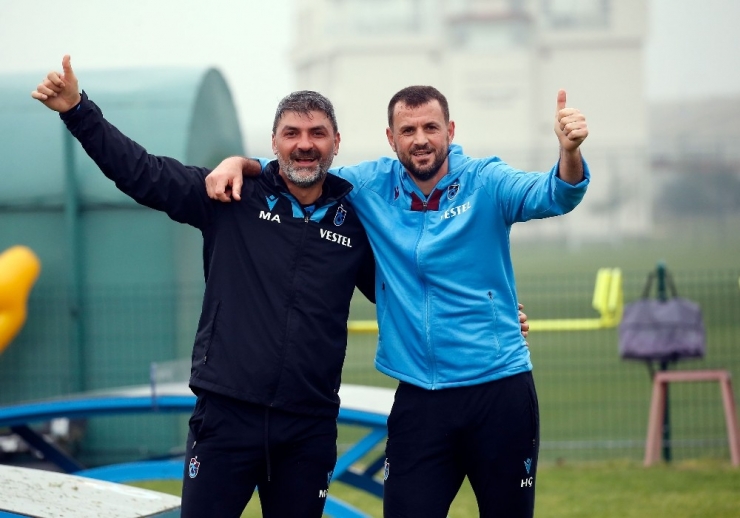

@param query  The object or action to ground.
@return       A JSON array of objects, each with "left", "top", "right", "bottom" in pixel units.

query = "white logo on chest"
[
  {"left": 259, "top": 211, "right": 281, "bottom": 223},
  {"left": 440, "top": 201, "right": 471, "bottom": 220},
  {"left": 320, "top": 229, "right": 352, "bottom": 247}
]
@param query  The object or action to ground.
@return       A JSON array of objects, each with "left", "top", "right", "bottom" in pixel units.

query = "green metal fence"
[{"left": 1, "top": 268, "right": 738, "bottom": 466}]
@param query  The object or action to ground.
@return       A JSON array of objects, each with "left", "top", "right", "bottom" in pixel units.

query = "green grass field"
[
  {"left": 135, "top": 459, "right": 740, "bottom": 517},
  {"left": 134, "top": 235, "right": 740, "bottom": 516},
  {"left": 343, "top": 237, "right": 740, "bottom": 464}
]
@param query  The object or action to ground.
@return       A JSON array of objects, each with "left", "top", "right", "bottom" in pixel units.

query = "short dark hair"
[
  {"left": 272, "top": 90, "right": 338, "bottom": 134},
  {"left": 387, "top": 86, "right": 450, "bottom": 128}
]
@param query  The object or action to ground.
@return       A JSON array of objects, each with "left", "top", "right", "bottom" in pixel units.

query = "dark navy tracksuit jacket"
[{"left": 61, "top": 93, "right": 375, "bottom": 418}]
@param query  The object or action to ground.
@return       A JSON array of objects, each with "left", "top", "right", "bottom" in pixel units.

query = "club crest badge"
[
  {"left": 334, "top": 205, "right": 347, "bottom": 226},
  {"left": 447, "top": 182, "right": 460, "bottom": 201},
  {"left": 524, "top": 458, "right": 532, "bottom": 474},
  {"left": 189, "top": 456, "right": 201, "bottom": 478}
]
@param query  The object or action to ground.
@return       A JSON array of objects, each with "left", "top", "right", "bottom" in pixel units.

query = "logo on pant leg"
[
  {"left": 318, "top": 469, "right": 333, "bottom": 498},
  {"left": 383, "top": 459, "right": 390, "bottom": 481},
  {"left": 188, "top": 456, "right": 200, "bottom": 478},
  {"left": 521, "top": 457, "right": 533, "bottom": 487}
]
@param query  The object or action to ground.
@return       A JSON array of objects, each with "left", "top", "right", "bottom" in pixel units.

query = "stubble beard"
[
  {"left": 278, "top": 152, "right": 333, "bottom": 188},
  {"left": 399, "top": 144, "right": 449, "bottom": 182}
]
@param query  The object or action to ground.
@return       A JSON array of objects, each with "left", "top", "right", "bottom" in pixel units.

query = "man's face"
[
  {"left": 272, "top": 111, "right": 340, "bottom": 188},
  {"left": 386, "top": 100, "right": 455, "bottom": 182}
]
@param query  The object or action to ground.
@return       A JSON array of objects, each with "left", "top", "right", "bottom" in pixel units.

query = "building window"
[
  {"left": 449, "top": 19, "right": 532, "bottom": 51},
  {"left": 541, "top": 0, "right": 610, "bottom": 28},
  {"left": 341, "top": 0, "right": 427, "bottom": 35}
]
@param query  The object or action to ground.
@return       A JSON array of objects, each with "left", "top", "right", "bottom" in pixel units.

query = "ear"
[
  {"left": 386, "top": 128, "right": 396, "bottom": 152},
  {"left": 271, "top": 134, "right": 278, "bottom": 155},
  {"left": 334, "top": 131, "right": 341, "bottom": 156},
  {"left": 447, "top": 120, "right": 455, "bottom": 143}
]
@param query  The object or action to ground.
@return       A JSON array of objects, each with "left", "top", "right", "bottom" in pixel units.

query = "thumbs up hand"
[
  {"left": 31, "top": 54, "right": 82, "bottom": 113},
  {"left": 554, "top": 89, "right": 588, "bottom": 152}
]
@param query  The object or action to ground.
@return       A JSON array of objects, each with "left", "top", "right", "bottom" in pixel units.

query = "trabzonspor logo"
[
  {"left": 447, "top": 182, "right": 460, "bottom": 200},
  {"left": 188, "top": 456, "right": 200, "bottom": 478},
  {"left": 334, "top": 205, "right": 347, "bottom": 226}
]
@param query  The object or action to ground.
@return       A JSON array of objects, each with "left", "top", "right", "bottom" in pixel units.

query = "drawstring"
[{"left": 264, "top": 407, "right": 272, "bottom": 482}]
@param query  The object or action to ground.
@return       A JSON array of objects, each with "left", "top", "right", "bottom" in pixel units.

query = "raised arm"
[
  {"left": 205, "top": 156, "right": 263, "bottom": 202},
  {"left": 32, "top": 56, "right": 213, "bottom": 229},
  {"left": 554, "top": 89, "right": 588, "bottom": 184}
]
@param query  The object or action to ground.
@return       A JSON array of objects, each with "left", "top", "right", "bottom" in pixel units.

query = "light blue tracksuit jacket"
[{"left": 264, "top": 144, "right": 589, "bottom": 390}]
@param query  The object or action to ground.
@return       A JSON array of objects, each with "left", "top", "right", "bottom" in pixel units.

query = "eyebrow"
[
  {"left": 399, "top": 122, "right": 440, "bottom": 131},
  {"left": 280, "top": 125, "right": 329, "bottom": 133}
]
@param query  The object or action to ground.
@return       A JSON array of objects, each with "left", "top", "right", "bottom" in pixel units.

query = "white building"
[{"left": 291, "top": 0, "right": 651, "bottom": 241}]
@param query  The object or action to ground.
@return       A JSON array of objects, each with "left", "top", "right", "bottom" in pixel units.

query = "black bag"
[{"left": 618, "top": 272, "right": 706, "bottom": 361}]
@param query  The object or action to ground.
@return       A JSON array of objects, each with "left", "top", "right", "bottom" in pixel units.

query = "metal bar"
[{"left": 63, "top": 128, "right": 85, "bottom": 393}]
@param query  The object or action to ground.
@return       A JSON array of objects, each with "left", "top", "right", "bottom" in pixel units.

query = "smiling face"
[
  {"left": 386, "top": 99, "right": 455, "bottom": 185},
  {"left": 272, "top": 110, "right": 340, "bottom": 188}
]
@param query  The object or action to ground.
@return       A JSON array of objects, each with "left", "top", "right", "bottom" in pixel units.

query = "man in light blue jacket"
[{"left": 207, "top": 85, "right": 589, "bottom": 517}]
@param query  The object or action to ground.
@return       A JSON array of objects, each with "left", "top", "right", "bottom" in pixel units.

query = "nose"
[
  {"left": 297, "top": 132, "right": 313, "bottom": 151},
  {"left": 412, "top": 128, "right": 428, "bottom": 146}
]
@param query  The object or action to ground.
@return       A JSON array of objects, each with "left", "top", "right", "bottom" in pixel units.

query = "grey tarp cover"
[{"left": 618, "top": 297, "right": 706, "bottom": 361}]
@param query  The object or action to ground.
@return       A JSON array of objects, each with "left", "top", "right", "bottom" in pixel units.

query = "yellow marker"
[
  {"left": 347, "top": 268, "right": 624, "bottom": 334},
  {"left": 0, "top": 246, "right": 41, "bottom": 354},
  {"left": 508, "top": 267, "right": 623, "bottom": 331}
]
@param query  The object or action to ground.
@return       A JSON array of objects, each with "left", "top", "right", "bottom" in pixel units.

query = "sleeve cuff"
[{"left": 59, "top": 91, "right": 87, "bottom": 122}]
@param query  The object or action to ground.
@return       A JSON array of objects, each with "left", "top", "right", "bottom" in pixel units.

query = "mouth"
[
  {"left": 291, "top": 153, "right": 321, "bottom": 167},
  {"left": 294, "top": 158, "right": 318, "bottom": 166},
  {"left": 411, "top": 149, "right": 434, "bottom": 161}
]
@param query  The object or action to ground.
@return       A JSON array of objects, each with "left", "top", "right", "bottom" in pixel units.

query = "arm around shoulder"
[{"left": 205, "top": 156, "right": 265, "bottom": 202}]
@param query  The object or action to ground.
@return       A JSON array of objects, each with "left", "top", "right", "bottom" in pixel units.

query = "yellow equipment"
[
  {"left": 0, "top": 246, "right": 41, "bottom": 354},
  {"left": 347, "top": 268, "right": 623, "bottom": 334}
]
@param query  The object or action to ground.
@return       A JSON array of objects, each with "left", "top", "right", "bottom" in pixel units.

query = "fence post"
[{"left": 656, "top": 261, "right": 672, "bottom": 463}]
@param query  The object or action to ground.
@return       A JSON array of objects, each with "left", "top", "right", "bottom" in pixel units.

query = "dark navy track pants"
[
  {"left": 180, "top": 391, "right": 337, "bottom": 518},
  {"left": 383, "top": 372, "right": 540, "bottom": 518}
]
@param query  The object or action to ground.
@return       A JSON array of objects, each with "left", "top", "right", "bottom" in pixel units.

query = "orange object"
[
  {"left": 0, "top": 246, "right": 41, "bottom": 354},
  {"left": 644, "top": 370, "right": 740, "bottom": 467}
]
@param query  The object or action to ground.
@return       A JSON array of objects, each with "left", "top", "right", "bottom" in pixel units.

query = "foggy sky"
[{"left": 1, "top": 0, "right": 738, "bottom": 154}]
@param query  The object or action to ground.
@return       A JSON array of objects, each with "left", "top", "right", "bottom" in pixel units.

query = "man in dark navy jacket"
[{"left": 32, "top": 55, "right": 375, "bottom": 518}]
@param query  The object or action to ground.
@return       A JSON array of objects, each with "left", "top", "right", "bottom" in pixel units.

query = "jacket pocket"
[
  {"left": 526, "top": 373, "right": 540, "bottom": 448},
  {"left": 487, "top": 291, "right": 502, "bottom": 358},
  {"left": 188, "top": 391, "right": 209, "bottom": 443},
  {"left": 193, "top": 299, "right": 221, "bottom": 365},
  {"left": 376, "top": 281, "right": 388, "bottom": 341}
]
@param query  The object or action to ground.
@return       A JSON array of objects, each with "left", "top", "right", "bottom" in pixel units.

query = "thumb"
[
  {"left": 62, "top": 54, "right": 77, "bottom": 83},
  {"left": 556, "top": 89, "right": 566, "bottom": 115}
]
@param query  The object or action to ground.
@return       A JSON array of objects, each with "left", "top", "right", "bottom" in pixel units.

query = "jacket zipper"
[
  {"left": 269, "top": 206, "right": 310, "bottom": 405},
  {"left": 415, "top": 195, "right": 435, "bottom": 387}
]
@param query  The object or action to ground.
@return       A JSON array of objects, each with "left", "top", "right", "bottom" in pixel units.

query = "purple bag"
[
  {"left": 618, "top": 297, "right": 706, "bottom": 361},
  {"left": 618, "top": 271, "right": 706, "bottom": 361}
]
